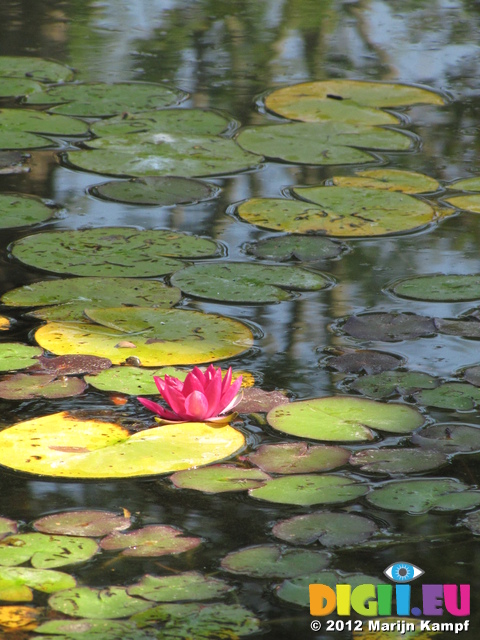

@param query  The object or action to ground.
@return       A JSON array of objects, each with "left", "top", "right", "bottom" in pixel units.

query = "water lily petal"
[
  {"left": 221, "top": 367, "right": 233, "bottom": 394},
  {"left": 158, "top": 382, "right": 187, "bottom": 416},
  {"left": 204, "top": 368, "right": 223, "bottom": 415},
  {"left": 182, "top": 370, "right": 207, "bottom": 397},
  {"left": 137, "top": 396, "right": 179, "bottom": 420},
  {"left": 191, "top": 366, "right": 206, "bottom": 386},
  {"left": 184, "top": 390, "right": 210, "bottom": 420},
  {"left": 220, "top": 377, "right": 243, "bottom": 412}
]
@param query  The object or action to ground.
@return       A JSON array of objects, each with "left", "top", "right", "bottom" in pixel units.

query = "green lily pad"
[
  {"left": 0, "top": 519, "right": 17, "bottom": 541},
  {"left": 350, "top": 448, "right": 447, "bottom": 475},
  {"left": 0, "top": 108, "right": 89, "bottom": 150},
  {"left": 11, "top": 227, "right": 219, "bottom": 278},
  {"left": 131, "top": 602, "right": 260, "bottom": 639},
  {"left": 0, "top": 343, "right": 42, "bottom": 371},
  {"left": 127, "top": 572, "right": 233, "bottom": 602},
  {"left": 249, "top": 474, "right": 368, "bottom": 506},
  {"left": 27, "top": 82, "right": 185, "bottom": 116},
  {"left": 100, "top": 525, "right": 201, "bottom": 557},
  {"left": 434, "top": 317, "right": 480, "bottom": 338},
  {"left": 0, "top": 194, "right": 54, "bottom": 228},
  {"left": 367, "top": 478, "right": 480, "bottom": 514},
  {"left": 246, "top": 442, "right": 350, "bottom": 474},
  {"left": 350, "top": 371, "right": 438, "bottom": 399},
  {"left": 0, "top": 533, "right": 98, "bottom": 568},
  {"left": 246, "top": 235, "right": 344, "bottom": 261},
  {"left": 415, "top": 382, "right": 480, "bottom": 410},
  {"left": 326, "top": 349, "right": 404, "bottom": 374},
  {"left": 170, "top": 262, "right": 331, "bottom": 303},
  {"left": 272, "top": 511, "right": 378, "bottom": 547},
  {"left": 447, "top": 177, "right": 480, "bottom": 192},
  {"left": 49, "top": 586, "right": 152, "bottom": 619},
  {"left": 413, "top": 423, "right": 480, "bottom": 454},
  {"left": 0, "top": 566, "right": 76, "bottom": 602},
  {"left": 267, "top": 396, "right": 424, "bottom": 441},
  {"left": 236, "top": 121, "right": 411, "bottom": 165},
  {"left": 444, "top": 194, "right": 480, "bottom": 213},
  {"left": 0, "top": 56, "right": 74, "bottom": 82},
  {"left": 33, "top": 510, "right": 131, "bottom": 537},
  {"left": 0, "top": 78, "right": 44, "bottom": 99},
  {"left": 90, "top": 177, "right": 217, "bottom": 206},
  {"left": 220, "top": 545, "right": 330, "bottom": 578},
  {"left": 0, "top": 372, "right": 86, "bottom": 400},
  {"left": 170, "top": 465, "right": 271, "bottom": 493},
  {"left": 33, "top": 619, "right": 156, "bottom": 640},
  {"left": 391, "top": 275, "right": 480, "bottom": 302},
  {"left": 28, "top": 355, "right": 112, "bottom": 376},
  {"left": 330, "top": 169, "right": 440, "bottom": 194},
  {"left": 84, "top": 366, "right": 187, "bottom": 395},
  {"left": 342, "top": 313, "right": 436, "bottom": 341}
]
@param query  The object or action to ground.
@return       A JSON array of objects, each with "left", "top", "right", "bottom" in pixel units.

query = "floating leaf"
[
  {"left": 0, "top": 605, "right": 41, "bottom": 631},
  {"left": 0, "top": 77, "right": 44, "bottom": 99},
  {"left": 28, "top": 355, "right": 112, "bottom": 376},
  {"left": 35, "top": 308, "right": 253, "bottom": 366},
  {"left": 0, "top": 373, "right": 86, "bottom": 400},
  {"left": 127, "top": 572, "right": 233, "bottom": 602},
  {"left": 412, "top": 423, "right": 480, "bottom": 454},
  {"left": 0, "top": 193, "right": 53, "bottom": 228},
  {"left": 444, "top": 194, "right": 480, "bottom": 213},
  {"left": 391, "top": 274, "right": 480, "bottom": 302},
  {"left": 247, "top": 235, "right": 344, "bottom": 261},
  {"left": 11, "top": 227, "right": 219, "bottom": 278},
  {"left": 350, "top": 448, "right": 447, "bottom": 475},
  {"left": 235, "top": 388, "right": 289, "bottom": 413},
  {"left": 33, "top": 510, "right": 131, "bottom": 537},
  {"left": 434, "top": 317, "right": 480, "bottom": 338},
  {"left": 0, "top": 343, "right": 42, "bottom": 371},
  {"left": 249, "top": 474, "right": 368, "bottom": 506},
  {"left": 100, "top": 525, "right": 201, "bottom": 557},
  {"left": 463, "top": 365, "right": 480, "bottom": 386},
  {"left": 0, "top": 566, "right": 76, "bottom": 602},
  {"left": 267, "top": 396, "right": 424, "bottom": 441},
  {"left": 0, "top": 411, "right": 246, "bottom": 478},
  {"left": 170, "top": 465, "right": 271, "bottom": 493},
  {"left": 246, "top": 442, "right": 350, "bottom": 474},
  {"left": 220, "top": 545, "right": 330, "bottom": 578},
  {"left": 0, "top": 532, "right": 98, "bottom": 569},
  {"left": 0, "top": 519, "right": 17, "bottom": 541},
  {"left": 415, "top": 382, "right": 480, "bottom": 410},
  {"left": 33, "top": 619, "right": 155, "bottom": 640},
  {"left": 90, "top": 176, "right": 216, "bottom": 206},
  {"left": 367, "top": 478, "right": 480, "bottom": 514},
  {"left": 0, "top": 108, "right": 88, "bottom": 150},
  {"left": 49, "top": 586, "right": 152, "bottom": 619},
  {"left": 350, "top": 371, "right": 438, "bottom": 399},
  {"left": 272, "top": 511, "right": 378, "bottom": 547},
  {"left": 0, "top": 56, "right": 74, "bottom": 82},
  {"left": 331, "top": 169, "right": 440, "bottom": 193},
  {"left": 326, "top": 349, "right": 404, "bottom": 374},
  {"left": 342, "top": 313, "right": 436, "bottom": 341},
  {"left": 447, "top": 177, "right": 480, "bottom": 192}
]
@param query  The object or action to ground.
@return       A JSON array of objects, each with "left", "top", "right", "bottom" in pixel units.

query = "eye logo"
[{"left": 384, "top": 562, "right": 424, "bottom": 583}]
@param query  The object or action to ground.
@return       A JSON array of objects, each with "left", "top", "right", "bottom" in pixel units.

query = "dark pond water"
[{"left": 2, "top": 1, "right": 480, "bottom": 638}]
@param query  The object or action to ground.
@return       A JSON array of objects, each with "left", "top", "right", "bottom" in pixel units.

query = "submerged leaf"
[
  {"left": 100, "top": 525, "right": 201, "bottom": 557},
  {"left": 342, "top": 312, "right": 436, "bottom": 341},
  {"left": 326, "top": 349, "right": 404, "bottom": 374},
  {"left": 33, "top": 510, "right": 131, "bottom": 537}
]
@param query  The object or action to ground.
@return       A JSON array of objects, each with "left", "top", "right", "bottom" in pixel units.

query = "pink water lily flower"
[{"left": 137, "top": 364, "right": 243, "bottom": 424}]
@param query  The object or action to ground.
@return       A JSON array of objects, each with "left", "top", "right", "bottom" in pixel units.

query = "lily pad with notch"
[
  {"left": 0, "top": 108, "right": 89, "bottom": 150},
  {"left": 391, "top": 274, "right": 480, "bottom": 302},
  {"left": 412, "top": 423, "right": 480, "bottom": 454},
  {"left": 170, "top": 465, "right": 271, "bottom": 493},
  {"left": 246, "top": 442, "right": 350, "bottom": 474},
  {"left": 0, "top": 372, "right": 86, "bottom": 400},
  {"left": 342, "top": 312, "right": 437, "bottom": 342},
  {"left": 127, "top": 571, "right": 233, "bottom": 603},
  {"left": 350, "top": 370, "right": 438, "bottom": 399},
  {"left": 48, "top": 586, "right": 152, "bottom": 619},
  {"left": 246, "top": 235, "right": 344, "bottom": 262},
  {"left": 326, "top": 349, "right": 404, "bottom": 374},
  {"left": 33, "top": 510, "right": 131, "bottom": 537},
  {"left": 0, "top": 193, "right": 54, "bottom": 228},
  {"left": 100, "top": 525, "right": 201, "bottom": 557},
  {"left": 349, "top": 448, "right": 447, "bottom": 475},
  {"left": 0, "top": 56, "right": 74, "bottom": 83},
  {"left": 0, "top": 532, "right": 98, "bottom": 569},
  {"left": 414, "top": 382, "right": 480, "bottom": 411},
  {"left": 330, "top": 169, "right": 440, "bottom": 194},
  {"left": 0, "top": 566, "right": 76, "bottom": 602},
  {"left": 0, "top": 343, "right": 43, "bottom": 372}
]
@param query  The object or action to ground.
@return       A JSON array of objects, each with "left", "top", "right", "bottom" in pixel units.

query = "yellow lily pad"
[
  {"left": 0, "top": 411, "right": 246, "bottom": 478},
  {"left": 0, "top": 605, "right": 41, "bottom": 630},
  {"left": 330, "top": 169, "right": 440, "bottom": 194}
]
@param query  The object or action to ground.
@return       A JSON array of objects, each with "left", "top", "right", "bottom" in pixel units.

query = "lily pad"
[
  {"left": 0, "top": 56, "right": 74, "bottom": 82},
  {"left": 0, "top": 532, "right": 98, "bottom": 568},
  {"left": 0, "top": 373, "right": 86, "bottom": 400},
  {"left": 366, "top": 478, "right": 480, "bottom": 514},
  {"left": 127, "top": 572, "right": 233, "bottom": 602},
  {"left": 444, "top": 194, "right": 480, "bottom": 213},
  {"left": 170, "top": 262, "right": 331, "bottom": 303},
  {"left": 11, "top": 227, "right": 220, "bottom": 278},
  {"left": 249, "top": 474, "right": 368, "bottom": 506},
  {"left": 349, "top": 448, "right": 447, "bottom": 475},
  {"left": 391, "top": 274, "right": 480, "bottom": 302},
  {"left": 326, "top": 349, "right": 404, "bottom": 374},
  {"left": 331, "top": 169, "right": 440, "bottom": 193},
  {"left": 415, "top": 382, "right": 480, "bottom": 410},
  {"left": 0, "top": 566, "right": 76, "bottom": 602},
  {"left": 350, "top": 371, "right": 438, "bottom": 399},
  {"left": 100, "top": 525, "right": 201, "bottom": 557},
  {"left": 0, "top": 519, "right": 17, "bottom": 541},
  {"left": 0, "top": 108, "right": 89, "bottom": 150},
  {"left": 33, "top": 510, "right": 131, "bottom": 537},
  {"left": 35, "top": 308, "right": 253, "bottom": 366},
  {"left": 0, "top": 78, "right": 44, "bottom": 99},
  {"left": 463, "top": 365, "right": 480, "bottom": 386},
  {"left": 265, "top": 97, "right": 399, "bottom": 125},
  {"left": 0, "top": 605, "right": 42, "bottom": 631},
  {"left": 235, "top": 388, "right": 289, "bottom": 413},
  {"left": 0, "top": 193, "right": 54, "bottom": 228},
  {"left": 267, "top": 396, "right": 424, "bottom": 441},
  {"left": 447, "top": 177, "right": 480, "bottom": 192},
  {"left": 27, "top": 82, "right": 185, "bottom": 116},
  {"left": 246, "top": 442, "right": 350, "bottom": 474},
  {"left": 342, "top": 313, "right": 436, "bottom": 341},
  {"left": 247, "top": 235, "right": 344, "bottom": 261},
  {"left": 90, "top": 177, "right": 216, "bottom": 206},
  {"left": 0, "top": 343, "right": 42, "bottom": 371},
  {"left": 272, "top": 511, "right": 378, "bottom": 547},
  {"left": 170, "top": 465, "right": 271, "bottom": 493},
  {"left": 28, "top": 355, "right": 112, "bottom": 376},
  {"left": 412, "top": 423, "right": 480, "bottom": 454},
  {"left": 434, "top": 317, "right": 480, "bottom": 338},
  {"left": 220, "top": 545, "right": 330, "bottom": 578},
  {"left": 49, "top": 586, "right": 152, "bottom": 619},
  {"left": 33, "top": 619, "right": 156, "bottom": 640},
  {"left": 0, "top": 411, "right": 246, "bottom": 478}
]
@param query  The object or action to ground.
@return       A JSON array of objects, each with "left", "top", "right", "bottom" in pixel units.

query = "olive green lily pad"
[
  {"left": 267, "top": 396, "right": 424, "bottom": 441},
  {"left": 11, "top": 227, "right": 219, "bottom": 278},
  {"left": 90, "top": 177, "right": 217, "bottom": 206},
  {"left": 35, "top": 308, "right": 253, "bottom": 366},
  {"left": 236, "top": 121, "right": 411, "bottom": 165},
  {"left": 0, "top": 566, "right": 76, "bottom": 602},
  {"left": 246, "top": 442, "right": 350, "bottom": 474},
  {"left": 331, "top": 169, "right": 440, "bottom": 194},
  {"left": 272, "top": 511, "right": 378, "bottom": 547},
  {"left": 0, "top": 78, "right": 44, "bottom": 99},
  {"left": 27, "top": 82, "right": 185, "bottom": 116},
  {"left": 170, "top": 262, "right": 331, "bottom": 303},
  {"left": 33, "top": 619, "right": 155, "bottom": 640},
  {"left": 447, "top": 177, "right": 480, "bottom": 192},
  {"left": 0, "top": 108, "right": 89, "bottom": 150},
  {"left": 49, "top": 586, "right": 152, "bottom": 619},
  {"left": 0, "top": 56, "right": 74, "bottom": 82},
  {"left": 246, "top": 235, "right": 344, "bottom": 261},
  {"left": 342, "top": 313, "right": 436, "bottom": 341},
  {"left": 0, "top": 519, "right": 17, "bottom": 541},
  {"left": 220, "top": 545, "right": 330, "bottom": 578},
  {"left": 391, "top": 275, "right": 480, "bottom": 302},
  {"left": 350, "top": 371, "right": 438, "bottom": 399},
  {"left": 170, "top": 465, "right": 271, "bottom": 493},
  {"left": 412, "top": 423, "right": 480, "bottom": 454},
  {"left": 327, "top": 349, "right": 404, "bottom": 374},
  {"left": 0, "top": 193, "right": 54, "bottom": 228},
  {"left": 0, "top": 343, "right": 42, "bottom": 371},
  {"left": 127, "top": 572, "right": 233, "bottom": 602},
  {"left": 131, "top": 602, "right": 260, "bottom": 639},
  {"left": 444, "top": 194, "right": 480, "bottom": 213},
  {"left": 100, "top": 525, "right": 201, "bottom": 557},
  {"left": 33, "top": 510, "right": 131, "bottom": 537},
  {"left": 367, "top": 478, "right": 480, "bottom": 514},
  {"left": 350, "top": 448, "right": 447, "bottom": 475},
  {"left": 28, "top": 355, "right": 112, "bottom": 376},
  {"left": 0, "top": 533, "right": 98, "bottom": 568},
  {"left": 415, "top": 383, "right": 480, "bottom": 410},
  {"left": 249, "top": 474, "right": 368, "bottom": 506},
  {"left": 0, "top": 373, "right": 86, "bottom": 400}
]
